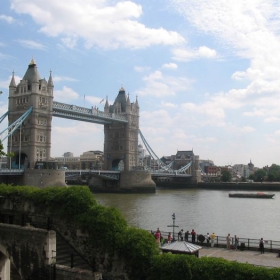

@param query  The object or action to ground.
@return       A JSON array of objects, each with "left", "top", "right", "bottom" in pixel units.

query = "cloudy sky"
[{"left": 1, "top": 0, "right": 280, "bottom": 168}]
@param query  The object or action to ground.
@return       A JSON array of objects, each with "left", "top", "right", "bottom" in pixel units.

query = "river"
[{"left": 93, "top": 189, "right": 280, "bottom": 241}]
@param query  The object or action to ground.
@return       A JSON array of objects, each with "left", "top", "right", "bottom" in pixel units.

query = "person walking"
[
  {"left": 180, "top": 229, "right": 184, "bottom": 241},
  {"left": 185, "top": 230, "right": 189, "bottom": 242},
  {"left": 210, "top": 232, "right": 216, "bottom": 248},
  {"left": 155, "top": 228, "right": 161, "bottom": 247},
  {"left": 206, "top": 233, "right": 210, "bottom": 247},
  {"left": 167, "top": 232, "right": 172, "bottom": 244},
  {"left": 226, "top": 233, "right": 231, "bottom": 250},
  {"left": 259, "top": 238, "right": 265, "bottom": 254},
  {"left": 234, "top": 235, "right": 239, "bottom": 250},
  {"left": 191, "top": 229, "right": 196, "bottom": 243}
]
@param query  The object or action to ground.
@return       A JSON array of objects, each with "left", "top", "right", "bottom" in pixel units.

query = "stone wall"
[
  {"left": 1, "top": 169, "right": 67, "bottom": 188},
  {"left": 0, "top": 223, "right": 56, "bottom": 279},
  {"left": 0, "top": 197, "right": 129, "bottom": 280},
  {"left": 89, "top": 170, "right": 156, "bottom": 193}
]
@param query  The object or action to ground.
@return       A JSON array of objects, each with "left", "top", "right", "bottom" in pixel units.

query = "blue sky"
[{"left": 1, "top": 0, "right": 280, "bottom": 168}]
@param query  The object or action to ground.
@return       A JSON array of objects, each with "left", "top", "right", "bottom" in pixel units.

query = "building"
[{"left": 54, "top": 151, "right": 103, "bottom": 170}]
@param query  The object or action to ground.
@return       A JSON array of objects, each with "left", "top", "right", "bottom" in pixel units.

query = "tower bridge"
[{"left": 0, "top": 59, "right": 200, "bottom": 191}]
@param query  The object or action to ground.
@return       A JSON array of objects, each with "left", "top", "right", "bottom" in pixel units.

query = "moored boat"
[{"left": 229, "top": 192, "right": 275, "bottom": 198}]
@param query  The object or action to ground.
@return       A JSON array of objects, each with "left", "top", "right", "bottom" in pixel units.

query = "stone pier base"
[
  {"left": 89, "top": 170, "right": 156, "bottom": 193},
  {"left": 2, "top": 169, "right": 67, "bottom": 188}
]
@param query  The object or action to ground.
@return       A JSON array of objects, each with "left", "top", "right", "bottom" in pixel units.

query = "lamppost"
[{"left": 167, "top": 213, "right": 179, "bottom": 242}]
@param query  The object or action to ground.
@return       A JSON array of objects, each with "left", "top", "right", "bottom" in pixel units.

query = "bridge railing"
[{"left": 0, "top": 169, "right": 24, "bottom": 175}]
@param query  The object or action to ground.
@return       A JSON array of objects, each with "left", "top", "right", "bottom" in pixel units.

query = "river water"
[{"left": 93, "top": 189, "right": 280, "bottom": 241}]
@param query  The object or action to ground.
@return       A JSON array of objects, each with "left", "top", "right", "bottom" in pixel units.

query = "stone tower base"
[
  {"left": 5, "top": 169, "right": 67, "bottom": 188},
  {"left": 89, "top": 170, "right": 156, "bottom": 193}
]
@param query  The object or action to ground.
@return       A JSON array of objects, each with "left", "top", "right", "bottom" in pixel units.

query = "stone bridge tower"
[
  {"left": 103, "top": 87, "right": 139, "bottom": 171},
  {"left": 8, "top": 59, "right": 54, "bottom": 169}
]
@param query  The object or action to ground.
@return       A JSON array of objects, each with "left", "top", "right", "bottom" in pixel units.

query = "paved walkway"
[{"left": 199, "top": 247, "right": 280, "bottom": 268}]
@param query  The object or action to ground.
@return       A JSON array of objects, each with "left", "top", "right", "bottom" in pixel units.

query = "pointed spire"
[
  {"left": 127, "top": 93, "right": 130, "bottom": 104},
  {"left": 47, "top": 70, "right": 54, "bottom": 87},
  {"left": 105, "top": 96, "right": 109, "bottom": 108},
  {"left": 23, "top": 58, "right": 41, "bottom": 83},
  {"left": 9, "top": 71, "right": 16, "bottom": 88},
  {"left": 135, "top": 95, "right": 139, "bottom": 108}
]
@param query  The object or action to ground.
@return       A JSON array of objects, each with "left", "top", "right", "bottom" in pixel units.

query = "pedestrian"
[
  {"left": 180, "top": 229, "right": 184, "bottom": 241},
  {"left": 226, "top": 233, "right": 231, "bottom": 250},
  {"left": 210, "top": 232, "right": 216, "bottom": 247},
  {"left": 185, "top": 230, "right": 189, "bottom": 242},
  {"left": 191, "top": 229, "right": 196, "bottom": 243},
  {"left": 206, "top": 233, "right": 210, "bottom": 247},
  {"left": 178, "top": 230, "right": 182, "bottom": 240},
  {"left": 259, "top": 238, "right": 265, "bottom": 254},
  {"left": 234, "top": 235, "right": 239, "bottom": 250},
  {"left": 167, "top": 232, "right": 172, "bottom": 244},
  {"left": 155, "top": 228, "right": 161, "bottom": 247}
]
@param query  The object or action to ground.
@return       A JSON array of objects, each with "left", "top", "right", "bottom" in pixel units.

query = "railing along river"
[{"left": 151, "top": 230, "right": 280, "bottom": 253}]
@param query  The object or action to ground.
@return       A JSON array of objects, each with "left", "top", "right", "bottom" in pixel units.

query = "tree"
[
  {"left": 254, "top": 169, "right": 266, "bottom": 182},
  {"left": 221, "top": 170, "right": 232, "bottom": 182},
  {"left": 267, "top": 164, "right": 280, "bottom": 182},
  {"left": 0, "top": 139, "right": 7, "bottom": 158}
]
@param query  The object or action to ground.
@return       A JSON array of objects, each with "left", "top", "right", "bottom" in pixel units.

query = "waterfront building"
[
  {"left": 232, "top": 164, "right": 250, "bottom": 179},
  {"left": 53, "top": 150, "right": 103, "bottom": 170}
]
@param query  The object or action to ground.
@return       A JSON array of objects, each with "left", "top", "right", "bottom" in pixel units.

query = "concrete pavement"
[{"left": 199, "top": 246, "right": 280, "bottom": 268}]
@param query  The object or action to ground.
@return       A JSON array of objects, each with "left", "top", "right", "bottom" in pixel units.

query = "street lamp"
[{"left": 167, "top": 213, "right": 179, "bottom": 242}]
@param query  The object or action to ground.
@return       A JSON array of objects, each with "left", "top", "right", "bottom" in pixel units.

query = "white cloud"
[
  {"left": 54, "top": 86, "right": 79, "bottom": 101},
  {"left": 135, "top": 70, "right": 193, "bottom": 97},
  {"left": 0, "top": 15, "right": 14, "bottom": 24},
  {"left": 172, "top": 46, "right": 217, "bottom": 61},
  {"left": 162, "top": 63, "right": 178, "bottom": 69},
  {"left": 134, "top": 66, "right": 150, "bottom": 73},
  {"left": 53, "top": 76, "right": 78, "bottom": 82},
  {"left": 159, "top": 101, "right": 178, "bottom": 108},
  {"left": 264, "top": 117, "right": 280, "bottom": 123},
  {"left": 11, "top": 0, "right": 185, "bottom": 49},
  {"left": 17, "top": 39, "right": 47, "bottom": 50}
]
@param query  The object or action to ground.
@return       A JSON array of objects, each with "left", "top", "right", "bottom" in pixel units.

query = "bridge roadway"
[
  {"left": 0, "top": 169, "right": 24, "bottom": 175},
  {"left": 0, "top": 169, "right": 192, "bottom": 181}
]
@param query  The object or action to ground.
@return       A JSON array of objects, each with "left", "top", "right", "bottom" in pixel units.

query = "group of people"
[
  {"left": 154, "top": 228, "right": 265, "bottom": 253},
  {"left": 177, "top": 229, "right": 197, "bottom": 243},
  {"left": 226, "top": 233, "right": 239, "bottom": 250}
]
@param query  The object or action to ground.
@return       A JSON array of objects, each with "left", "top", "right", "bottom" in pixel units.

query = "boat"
[{"left": 229, "top": 192, "right": 275, "bottom": 198}]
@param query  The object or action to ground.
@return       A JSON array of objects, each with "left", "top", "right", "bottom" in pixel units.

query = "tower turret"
[{"left": 7, "top": 59, "right": 53, "bottom": 169}]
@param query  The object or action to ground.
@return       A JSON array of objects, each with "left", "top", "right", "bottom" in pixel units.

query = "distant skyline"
[{"left": 1, "top": 0, "right": 280, "bottom": 168}]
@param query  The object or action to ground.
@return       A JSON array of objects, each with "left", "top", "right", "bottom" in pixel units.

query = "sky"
[{"left": 1, "top": 0, "right": 280, "bottom": 168}]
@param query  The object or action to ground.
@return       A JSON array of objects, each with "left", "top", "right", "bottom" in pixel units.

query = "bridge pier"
[
  {"left": 0, "top": 169, "right": 67, "bottom": 188},
  {"left": 89, "top": 170, "right": 156, "bottom": 193}
]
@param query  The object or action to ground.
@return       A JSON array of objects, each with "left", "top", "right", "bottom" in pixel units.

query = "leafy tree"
[
  {"left": 254, "top": 169, "right": 266, "bottom": 182},
  {"left": 221, "top": 170, "right": 231, "bottom": 182},
  {"left": 0, "top": 140, "right": 7, "bottom": 158},
  {"left": 267, "top": 164, "right": 280, "bottom": 182}
]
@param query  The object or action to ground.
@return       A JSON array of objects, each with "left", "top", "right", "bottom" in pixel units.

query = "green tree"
[
  {"left": 0, "top": 140, "right": 7, "bottom": 158},
  {"left": 267, "top": 164, "right": 280, "bottom": 182},
  {"left": 221, "top": 170, "right": 231, "bottom": 182},
  {"left": 254, "top": 169, "right": 266, "bottom": 182}
]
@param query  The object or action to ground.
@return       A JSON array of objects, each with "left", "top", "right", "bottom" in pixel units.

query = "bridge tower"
[
  {"left": 8, "top": 59, "right": 54, "bottom": 169},
  {"left": 103, "top": 87, "right": 139, "bottom": 171}
]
